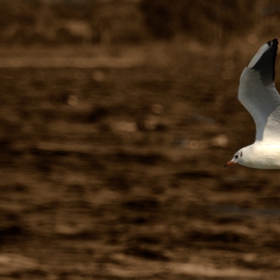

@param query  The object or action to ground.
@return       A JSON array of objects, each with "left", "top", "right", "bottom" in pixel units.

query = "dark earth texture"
[{"left": 0, "top": 45, "right": 280, "bottom": 279}]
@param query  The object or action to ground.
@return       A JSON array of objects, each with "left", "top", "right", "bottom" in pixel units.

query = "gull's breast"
[{"left": 241, "top": 143, "right": 280, "bottom": 169}]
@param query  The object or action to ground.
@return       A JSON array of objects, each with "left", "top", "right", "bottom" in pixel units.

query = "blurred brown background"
[{"left": 1, "top": 0, "right": 280, "bottom": 279}]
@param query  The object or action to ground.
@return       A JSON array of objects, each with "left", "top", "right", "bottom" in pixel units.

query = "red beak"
[{"left": 224, "top": 161, "right": 234, "bottom": 168}]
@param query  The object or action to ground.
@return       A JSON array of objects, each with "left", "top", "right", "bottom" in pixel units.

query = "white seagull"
[{"left": 225, "top": 38, "right": 280, "bottom": 169}]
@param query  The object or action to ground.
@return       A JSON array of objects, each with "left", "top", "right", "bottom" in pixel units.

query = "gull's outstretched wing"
[{"left": 238, "top": 38, "right": 280, "bottom": 142}]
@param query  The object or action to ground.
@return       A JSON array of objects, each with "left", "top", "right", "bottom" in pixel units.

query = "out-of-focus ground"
[
  {"left": 1, "top": 41, "right": 280, "bottom": 280},
  {"left": 2, "top": 1, "right": 280, "bottom": 279}
]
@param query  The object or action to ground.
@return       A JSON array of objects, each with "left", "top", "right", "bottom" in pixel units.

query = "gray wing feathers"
[{"left": 238, "top": 39, "right": 280, "bottom": 142}]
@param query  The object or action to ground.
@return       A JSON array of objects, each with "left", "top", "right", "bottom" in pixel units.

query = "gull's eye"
[{"left": 234, "top": 154, "right": 238, "bottom": 159}]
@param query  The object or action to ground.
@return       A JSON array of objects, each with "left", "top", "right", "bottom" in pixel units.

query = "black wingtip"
[
  {"left": 267, "top": 38, "right": 278, "bottom": 47},
  {"left": 251, "top": 38, "right": 278, "bottom": 85}
]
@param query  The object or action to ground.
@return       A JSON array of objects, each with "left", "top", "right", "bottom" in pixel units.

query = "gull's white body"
[
  {"left": 236, "top": 143, "right": 280, "bottom": 169},
  {"left": 226, "top": 39, "right": 280, "bottom": 169}
]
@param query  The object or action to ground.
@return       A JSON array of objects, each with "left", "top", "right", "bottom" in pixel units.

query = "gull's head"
[{"left": 224, "top": 149, "right": 244, "bottom": 167}]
